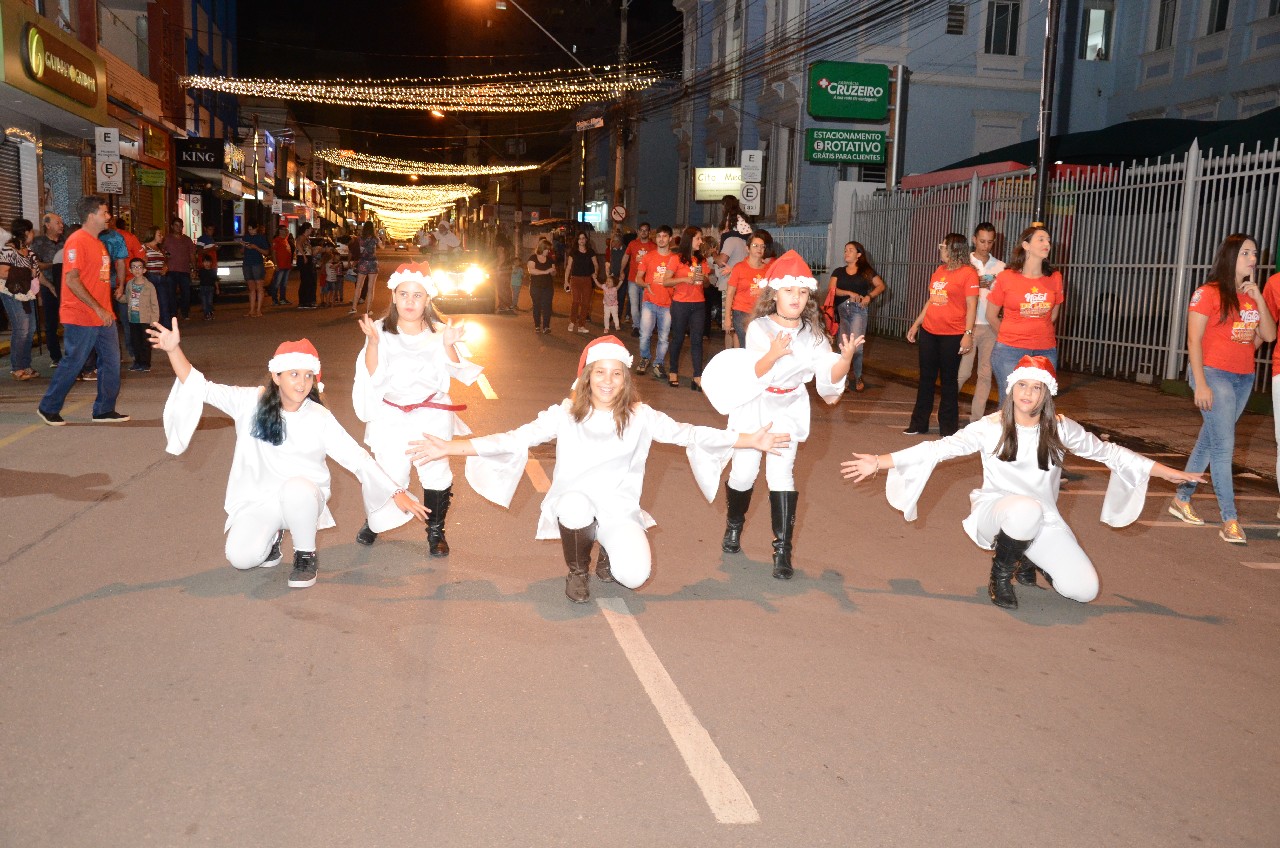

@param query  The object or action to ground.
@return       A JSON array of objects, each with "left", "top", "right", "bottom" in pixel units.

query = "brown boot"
[
  {"left": 595, "top": 542, "right": 614, "bottom": 583},
  {"left": 559, "top": 522, "right": 593, "bottom": 603}
]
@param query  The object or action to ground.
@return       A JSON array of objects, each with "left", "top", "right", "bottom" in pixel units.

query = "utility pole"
[
  {"left": 1032, "top": 0, "right": 1062, "bottom": 227},
  {"left": 612, "top": 0, "right": 630, "bottom": 214}
]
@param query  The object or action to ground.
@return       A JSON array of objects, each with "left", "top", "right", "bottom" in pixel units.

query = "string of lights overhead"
[
  {"left": 317, "top": 149, "right": 537, "bottom": 177},
  {"left": 335, "top": 180, "right": 479, "bottom": 201},
  {"left": 180, "top": 66, "right": 663, "bottom": 113}
]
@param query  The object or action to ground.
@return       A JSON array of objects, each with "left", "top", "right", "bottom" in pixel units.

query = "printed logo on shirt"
[
  {"left": 1233, "top": 304, "right": 1261, "bottom": 344},
  {"left": 1190, "top": 289, "right": 1204, "bottom": 306},
  {"left": 67, "top": 248, "right": 76, "bottom": 262},
  {"left": 1018, "top": 286, "right": 1053, "bottom": 319},
  {"left": 99, "top": 254, "right": 110, "bottom": 282},
  {"left": 928, "top": 278, "right": 950, "bottom": 306}
]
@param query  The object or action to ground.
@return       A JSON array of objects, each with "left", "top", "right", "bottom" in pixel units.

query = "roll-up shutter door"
[{"left": 0, "top": 141, "right": 23, "bottom": 226}]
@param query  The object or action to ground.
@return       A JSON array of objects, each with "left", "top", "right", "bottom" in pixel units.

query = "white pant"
[
  {"left": 1272, "top": 375, "right": 1280, "bottom": 493},
  {"left": 366, "top": 418, "right": 454, "bottom": 533},
  {"left": 727, "top": 441, "right": 799, "bottom": 491},
  {"left": 603, "top": 304, "right": 620, "bottom": 331},
  {"left": 224, "top": 477, "right": 325, "bottom": 569},
  {"left": 978, "top": 495, "right": 1099, "bottom": 602},
  {"left": 555, "top": 491, "right": 651, "bottom": 589}
]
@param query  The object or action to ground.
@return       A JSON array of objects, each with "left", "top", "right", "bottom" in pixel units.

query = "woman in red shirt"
[
  {"left": 1168, "top": 233, "right": 1274, "bottom": 544},
  {"left": 903, "top": 233, "right": 979, "bottom": 436},
  {"left": 986, "top": 226, "right": 1064, "bottom": 404},
  {"left": 723, "top": 230, "right": 773, "bottom": 342},
  {"left": 666, "top": 226, "right": 711, "bottom": 390}
]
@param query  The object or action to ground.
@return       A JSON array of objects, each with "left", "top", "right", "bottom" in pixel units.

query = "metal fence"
[{"left": 838, "top": 140, "right": 1280, "bottom": 392}]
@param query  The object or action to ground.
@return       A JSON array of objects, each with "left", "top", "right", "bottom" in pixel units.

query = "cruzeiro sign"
[
  {"left": 805, "top": 129, "right": 887, "bottom": 165},
  {"left": 807, "top": 61, "right": 889, "bottom": 121}
]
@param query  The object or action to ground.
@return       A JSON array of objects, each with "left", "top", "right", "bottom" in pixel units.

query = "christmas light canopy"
[{"left": 318, "top": 149, "right": 537, "bottom": 177}]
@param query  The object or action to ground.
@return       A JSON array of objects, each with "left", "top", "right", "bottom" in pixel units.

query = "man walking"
[
  {"left": 634, "top": 224, "right": 676, "bottom": 379},
  {"left": 37, "top": 196, "right": 129, "bottom": 425},
  {"left": 620, "top": 222, "right": 653, "bottom": 337},
  {"left": 957, "top": 222, "right": 1005, "bottom": 421},
  {"left": 162, "top": 218, "right": 196, "bottom": 319}
]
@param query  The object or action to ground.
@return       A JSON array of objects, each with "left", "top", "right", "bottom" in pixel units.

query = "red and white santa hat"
[
  {"left": 386, "top": 261, "right": 437, "bottom": 296},
  {"left": 764, "top": 250, "right": 817, "bottom": 290},
  {"left": 1005, "top": 354, "right": 1058, "bottom": 396},
  {"left": 576, "top": 335, "right": 634, "bottom": 377},
  {"left": 268, "top": 338, "right": 323, "bottom": 391}
]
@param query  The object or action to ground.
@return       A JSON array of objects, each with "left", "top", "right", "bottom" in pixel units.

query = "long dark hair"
[
  {"left": 1204, "top": 232, "right": 1256, "bottom": 323},
  {"left": 719, "top": 195, "right": 746, "bottom": 232},
  {"left": 993, "top": 386, "right": 1065, "bottom": 471},
  {"left": 677, "top": 226, "right": 702, "bottom": 266},
  {"left": 846, "top": 240, "right": 878, "bottom": 280},
  {"left": 8, "top": 218, "right": 33, "bottom": 249},
  {"left": 251, "top": 379, "right": 324, "bottom": 446},
  {"left": 1007, "top": 226, "right": 1055, "bottom": 275},
  {"left": 381, "top": 299, "right": 445, "bottom": 336}
]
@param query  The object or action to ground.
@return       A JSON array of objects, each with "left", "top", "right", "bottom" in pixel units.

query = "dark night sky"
[{"left": 236, "top": 0, "right": 682, "bottom": 164}]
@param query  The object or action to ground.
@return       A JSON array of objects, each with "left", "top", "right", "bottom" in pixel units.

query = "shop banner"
[
  {"left": 807, "top": 61, "right": 890, "bottom": 121},
  {"left": 804, "top": 128, "right": 887, "bottom": 164},
  {"left": 1, "top": 2, "right": 107, "bottom": 124},
  {"left": 137, "top": 167, "right": 166, "bottom": 187},
  {"left": 693, "top": 168, "right": 744, "bottom": 202}
]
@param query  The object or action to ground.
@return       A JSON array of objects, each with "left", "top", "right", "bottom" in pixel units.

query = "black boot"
[
  {"left": 559, "top": 522, "right": 594, "bottom": 602},
  {"left": 1016, "top": 554, "right": 1052, "bottom": 589},
  {"left": 989, "top": 532, "right": 1032, "bottom": 609},
  {"left": 769, "top": 490, "right": 798, "bottom": 579},
  {"left": 355, "top": 521, "right": 377, "bottom": 547},
  {"left": 423, "top": 487, "right": 452, "bottom": 557},
  {"left": 722, "top": 485, "right": 753, "bottom": 553}
]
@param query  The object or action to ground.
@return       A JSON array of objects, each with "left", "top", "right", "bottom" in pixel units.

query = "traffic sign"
[
  {"left": 740, "top": 150, "right": 763, "bottom": 183},
  {"left": 610, "top": 205, "right": 626, "bottom": 222},
  {"left": 95, "top": 154, "right": 122, "bottom": 194},
  {"left": 740, "top": 182, "right": 761, "bottom": 215}
]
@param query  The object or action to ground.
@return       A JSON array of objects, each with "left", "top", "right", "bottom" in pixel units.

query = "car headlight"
[{"left": 462, "top": 265, "right": 488, "bottom": 291}]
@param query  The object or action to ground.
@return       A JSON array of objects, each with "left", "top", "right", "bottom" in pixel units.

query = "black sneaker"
[
  {"left": 262, "top": 531, "right": 283, "bottom": 568},
  {"left": 37, "top": 409, "right": 65, "bottom": 426},
  {"left": 634, "top": 357, "right": 650, "bottom": 374},
  {"left": 91, "top": 411, "right": 131, "bottom": 423},
  {"left": 355, "top": 522, "right": 377, "bottom": 547},
  {"left": 288, "top": 551, "right": 318, "bottom": 588}
]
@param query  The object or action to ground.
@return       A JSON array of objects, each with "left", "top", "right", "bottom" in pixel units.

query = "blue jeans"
[
  {"left": 509, "top": 268, "right": 523, "bottom": 308},
  {"left": 169, "top": 272, "right": 192, "bottom": 318},
  {"left": 3, "top": 295, "right": 34, "bottom": 371},
  {"left": 639, "top": 301, "right": 671, "bottom": 362},
  {"left": 731, "top": 309, "right": 751, "bottom": 342},
  {"left": 200, "top": 285, "right": 216, "bottom": 317},
  {"left": 991, "top": 341, "right": 1058, "bottom": 403},
  {"left": 1176, "top": 366, "right": 1253, "bottom": 522},
  {"left": 114, "top": 299, "right": 135, "bottom": 359},
  {"left": 837, "top": 300, "right": 869, "bottom": 380},
  {"left": 628, "top": 282, "right": 644, "bottom": 325},
  {"left": 149, "top": 273, "right": 174, "bottom": 327},
  {"left": 39, "top": 322, "right": 122, "bottom": 417},
  {"left": 270, "top": 268, "right": 291, "bottom": 302}
]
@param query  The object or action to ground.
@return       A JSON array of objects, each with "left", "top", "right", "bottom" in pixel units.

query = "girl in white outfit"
[
  {"left": 150, "top": 324, "right": 427, "bottom": 589},
  {"left": 700, "top": 250, "right": 862, "bottom": 579},
  {"left": 352, "top": 260, "right": 481, "bottom": 557},
  {"left": 408, "top": 335, "right": 789, "bottom": 603},
  {"left": 841, "top": 355, "right": 1203, "bottom": 609}
]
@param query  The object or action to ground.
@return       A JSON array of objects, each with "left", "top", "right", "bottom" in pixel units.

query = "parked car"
[
  {"left": 212, "top": 242, "right": 275, "bottom": 294},
  {"left": 429, "top": 249, "right": 495, "bottom": 314}
]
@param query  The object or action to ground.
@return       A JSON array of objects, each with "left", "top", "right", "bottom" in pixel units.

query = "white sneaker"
[
  {"left": 577, "top": 325, "right": 590, "bottom": 334},
  {"left": 566, "top": 322, "right": 576, "bottom": 332}
]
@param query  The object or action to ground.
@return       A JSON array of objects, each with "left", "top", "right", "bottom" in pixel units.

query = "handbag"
[
  {"left": 821, "top": 283, "right": 839, "bottom": 336},
  {"left": 5, "top": 264, "right": 33, "bottom": 297}
]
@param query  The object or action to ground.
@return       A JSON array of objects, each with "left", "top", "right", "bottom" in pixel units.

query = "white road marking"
[
  {"left": 524, "top": 458, "right": 551, "bottom": 492},
  {"left": 476, "top": 374, "right": 498, "bottom": 400},
  {"left": 1242, "top": 561, "right": 1280, "bottom": 570},
  {"left": 596, "top": 597, "right": 760, "bottom": 825},
  {"left": 455, "top": 342, "right": 472, "bottom": 358}
]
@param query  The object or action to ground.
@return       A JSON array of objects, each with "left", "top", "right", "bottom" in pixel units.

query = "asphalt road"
[{"left": 2, "top": 276, "right": 1277, "bottom": 847}]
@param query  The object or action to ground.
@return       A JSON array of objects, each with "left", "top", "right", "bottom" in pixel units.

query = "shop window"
[
  {"left": 984, "top": 1, "right": 1021, "bottom": 55},
  {"left": 1079, "top": 0, "right": 1113, "bottom": 60}
]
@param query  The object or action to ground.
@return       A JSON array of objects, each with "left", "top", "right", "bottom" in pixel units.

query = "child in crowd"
[
  {"left": 197, "top": 254, "right": 218, "bottom": 320},
  {"left": 322, "top": 247, "right": 342, "bottom": 308},
  {"left": 117, "top": 258, "right": 159, "bottom": 372},
  {"left": 600, "top": 273, "right": 621, "bottom": 332}
]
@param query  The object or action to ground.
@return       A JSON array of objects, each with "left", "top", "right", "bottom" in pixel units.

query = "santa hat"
[
  {"left": 386, "top": 261, "right": 437, "bottom": 295},
  {"left": 764, "top": 250, "right": 817, "bottom": 290},
  {"left": 1005, "top": 355, "right": 1058, "bottom": 396},
  {"left": 576, "top": 335, "right": 634, "bottom": 377},
  {"left": 267, "top": 339, "right": 323, "bottom": 392}
]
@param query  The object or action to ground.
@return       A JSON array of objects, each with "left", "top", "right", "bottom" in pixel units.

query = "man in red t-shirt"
[
  {"left": 633, "top": 225, "right": 675, "bottom": 377},
  {"left": 620, "top": 223, "right": 653, "bottom": 336},
  {"left": 1264, "top": 272, "right": 1280, "bottom": 506},
  {"left": 37, "top": 196, "right": 130, "bottom": 425}
]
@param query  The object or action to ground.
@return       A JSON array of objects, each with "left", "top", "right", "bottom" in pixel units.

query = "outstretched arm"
[
  {"left": 407, "top": 433, "right": 477, "bottom": 464},
  {"left": 733, "top": 424, "right": 790, "bottom": 455},
  {"left": 841, "top": 452, "right": 895, "bottom": 482},
  {"left": 1149, "top": 462, "right": 1204, "bottom": 486},
  {"left": 147, "top": 319, "right": 192, "bottom": 382},
  {"left": 827, "top": 332, "right": 865, "bottom": 392}
]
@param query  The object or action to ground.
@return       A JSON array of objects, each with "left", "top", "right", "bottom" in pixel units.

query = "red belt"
[
  {"left": 765, "top": 385, "right": 798, "bottom": 395},
  {"left": 383, "top": 393, "right": 467, "bottom": 413}
]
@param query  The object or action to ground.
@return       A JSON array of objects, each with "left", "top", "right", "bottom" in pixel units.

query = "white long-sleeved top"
[
  {"left": 352, "top": 319, "right": 481, "bottom": 437},
  {"left": 700, "top": 316, "right": 845, "bottom": 441},
  {"left": 163, "top": 369, "right": 401, "bottom": 532},
  {"left": 885, "top": 414, "right": 1155, "bottom": 549},
  {"left": 463, "top": 400, "right": 739, "bottom": 539}
]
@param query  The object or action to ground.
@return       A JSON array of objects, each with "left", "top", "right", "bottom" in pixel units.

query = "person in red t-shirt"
[
  {"left": 986, "top": 225, "right": 1065, "bottom": 404},
  {"left": 1168, "top": 233, "right": 1275, "bottom": 544},
  {"left": 725, "top": 231, "right": 772, "bottom": 342},
  {"left": 620, "top": 223, "right": 654, "bottom": 335},
  {"left": 1263, "top": 271, "right": 1280, "bottom": 507},
  {"left": 903, "top": 233, "right": 979, "bottom": 436},
  {"left": 666, "top": 226, "right": 711, "bottom": 390},
  {"left": 37, "top": 196, "right": 130, "bottom": 425},
  {"left": 633, "top": 225, "right": 676, "bottom": 378}
]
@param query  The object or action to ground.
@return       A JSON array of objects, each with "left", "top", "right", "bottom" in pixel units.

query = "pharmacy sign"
[{"left": 807, "top": 61, "right": 889, "bottom": 121}]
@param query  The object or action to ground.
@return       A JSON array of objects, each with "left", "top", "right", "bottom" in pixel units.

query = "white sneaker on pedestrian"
[{"left": 567, "top": 322, "right": 576, "bottom": 333}]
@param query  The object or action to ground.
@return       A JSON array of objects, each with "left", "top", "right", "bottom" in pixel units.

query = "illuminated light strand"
[
  {"left": 317, "top": 148, "right": 538, "bottom": 177},
  {"left": 336, "top": 180, "right": 480, "bottom": 200},
  {"left": 347, "top": 192, "right": 475, "bottom": 212},
  {"left": 179, "top": 69, "right": 664, "bottom": 113}
]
